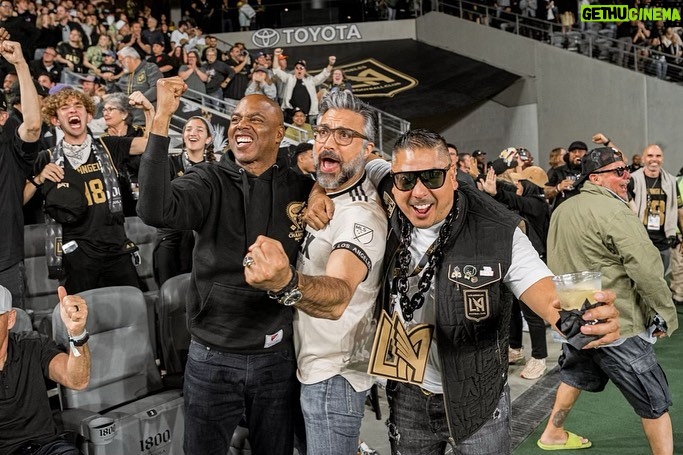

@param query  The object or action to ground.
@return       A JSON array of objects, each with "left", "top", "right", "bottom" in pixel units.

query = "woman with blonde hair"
[{"left": 548, "top": 147, "right": 566, "bottom": 170}]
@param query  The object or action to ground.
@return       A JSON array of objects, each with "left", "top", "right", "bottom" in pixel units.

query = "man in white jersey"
[
  {"left": 353, "top": 129, "right": 621, "bottom": 455},
  {"left": 244, "top": 91, "right": 386, "bottom": 455}
]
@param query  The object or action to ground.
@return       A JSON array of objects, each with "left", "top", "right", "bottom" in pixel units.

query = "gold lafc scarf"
[{"left": 367, "top": 209, "right": 455, "bottom": 385}]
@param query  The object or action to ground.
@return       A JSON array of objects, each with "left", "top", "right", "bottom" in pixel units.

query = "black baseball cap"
[
  {"left": 568, "top": 140, "right": 588, "bottom": 152},
  {"left": 43, "top": 168, "right": 87, "bottom": 224},
  {"left": 472, "top": 150, "right": 486, "bottom": 158},
  {"left": 576, "top": 147, "right": 624, "bottom": 186},
  {"left": 293, "top": 142, "right": 313, "bottom": 157}
]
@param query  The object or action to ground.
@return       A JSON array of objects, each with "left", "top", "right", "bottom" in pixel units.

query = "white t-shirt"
[
  {"left": 394, "top": 227, "right": 552, "bottom": 394},
  {"left": 294, "top": 174, "right": 388, "bottom": 392}
]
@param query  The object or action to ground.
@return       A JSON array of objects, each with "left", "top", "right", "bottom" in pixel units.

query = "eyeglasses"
[
  {"left": 312, "top": 126, "right": 368, "bottom": 146},
  {"left": 102, "top": 106, "right": 121, "bottom": 113},
  {"left": 391, "top": 167, "right": 451, "bottom": 191},
  {"left": 591, "top": 166, "right": 630, "bottom": 177}
]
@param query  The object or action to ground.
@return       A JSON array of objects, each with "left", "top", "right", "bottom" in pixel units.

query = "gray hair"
[
  {"left": 117, "top": 46, "right": 140, "bottom": 60},
  {"left": 392, "top": 129, "right": 450, "bottom": 165},
  {"left": 103, "top": 92, "right": 133, "bottom": 125},
  {"left": 319, "top": 90, "right": 377, "bottom": 143}
]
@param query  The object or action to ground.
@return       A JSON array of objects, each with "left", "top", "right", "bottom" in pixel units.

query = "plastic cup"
[{"left": 552, "top": 271, "right": 602, "bottom": 311}]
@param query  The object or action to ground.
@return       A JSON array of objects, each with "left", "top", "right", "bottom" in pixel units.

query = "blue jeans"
[
  {"left": 183, "top": 340, "right": 298, "bottom": 455},
  {"left": 0, "top": 261, "right": 25, "bottom": 309},
  {"left": 387, "top": 382, "right": 511, "bottom": 455},
  {"left": 300, "top": 375, "right": 367, "bottom": 455}
]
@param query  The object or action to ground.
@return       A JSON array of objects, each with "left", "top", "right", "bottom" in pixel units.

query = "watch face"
[{"left": 281, "top": 288, "right": 303, "bottom": 306}]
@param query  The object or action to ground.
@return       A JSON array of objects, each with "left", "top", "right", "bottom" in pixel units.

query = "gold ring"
[{"left": 243, "top": 256, "right": 255, "bottom": 268}]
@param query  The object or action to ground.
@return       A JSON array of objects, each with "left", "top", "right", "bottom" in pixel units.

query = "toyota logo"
[{"left": 252, "top": 28, "right": 280, "bottom": 48}]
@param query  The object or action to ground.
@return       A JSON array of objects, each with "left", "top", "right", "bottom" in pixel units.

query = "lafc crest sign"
[
  {"left": 368, "top": 310, "right": 433, "bottom": 384},
  {"left": 315, "top": 58, "right": 417, "bottom": 98}
]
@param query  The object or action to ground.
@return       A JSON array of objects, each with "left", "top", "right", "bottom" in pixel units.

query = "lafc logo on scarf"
[
  {"left": 367, "top": 310, "right": 433, "bottom": 385},
  {"left": 287, "top": 201, "right": 306, "bottom": 242}
]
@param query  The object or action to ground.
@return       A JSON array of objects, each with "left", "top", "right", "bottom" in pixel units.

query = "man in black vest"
[
  {"left": 375, "top": 130, "right": 621, "bottom": 454},
  {"left": 302, "top": 129, "right": 622, "bottom": 454}
]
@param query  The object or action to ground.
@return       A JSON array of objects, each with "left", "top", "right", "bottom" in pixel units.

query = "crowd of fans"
[
  {"left": 0, "top": 0, "right": 358, "bottom": 229},
  {"left": 436, "top": 0, "right": 683, "bottom": 81},
  {"left": 0, "top": 0, "right": 354, "bottom": 126}
]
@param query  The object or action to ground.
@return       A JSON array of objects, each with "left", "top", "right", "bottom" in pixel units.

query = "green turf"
[{"left": 514, "top": 308, "right": 683, "bottom": 454}]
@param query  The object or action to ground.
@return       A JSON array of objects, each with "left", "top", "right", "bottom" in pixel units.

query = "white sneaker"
[
  {"left": 520, "top": 357, "right": 546, "bottom": 380},
  {"left": 508, "top": 347, "right": 525, "bottom": 364},
  {"left": 358, "top": 441, "right": 378, "bottom": 455}
]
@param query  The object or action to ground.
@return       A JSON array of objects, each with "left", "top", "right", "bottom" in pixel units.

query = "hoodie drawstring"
[
  {"left": 270, "top": 163, "right": 279, "bottom": 238},
  {"left": 239, "top": 167, "right": 251, "bottom": 251}
]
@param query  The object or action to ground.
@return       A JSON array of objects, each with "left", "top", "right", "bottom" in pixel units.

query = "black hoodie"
[{"left": 138, "top": 134, "right": 313, "bottom": 353}]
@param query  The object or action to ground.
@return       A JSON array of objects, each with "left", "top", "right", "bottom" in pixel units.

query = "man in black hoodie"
[{"left": 137, "top": 77, "right": 313, "bottom": 455}]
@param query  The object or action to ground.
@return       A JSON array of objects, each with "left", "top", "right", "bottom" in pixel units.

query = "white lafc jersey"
[{"left": 294, "top": 173, "right": 388, "bottom": 392}]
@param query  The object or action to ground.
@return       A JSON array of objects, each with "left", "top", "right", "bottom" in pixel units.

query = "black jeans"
[
  {"left": 63, "top": 247, "right": 139, "bottom": 294},
  {"left": 183, "top": 340, "right": 298, "bottom": 455},
  {"left": 509, "top": 297, "right": 548, "bottom": 359}
]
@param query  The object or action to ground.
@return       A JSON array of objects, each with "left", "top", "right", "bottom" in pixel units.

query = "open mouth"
[
  {"left": 411, "top": 203, "right": 433, "bottom": 217},
  {"left": 319, "top": 157, "right": 340, "bottom": 173},
  {"left": 68, "top": 115, "right": 82, "bottom": 128},
  {"left": 234, "top": 134, "right": 253, "bottom": 149}
]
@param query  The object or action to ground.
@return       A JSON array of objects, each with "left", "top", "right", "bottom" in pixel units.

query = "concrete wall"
[
  {"left": 417, "top": 12, "right": 683, "bottom": 173},
  {"left": 215, "top": 19, "right": 416, "bottom": 50},
  {"left": 441, "top": 99, "right": 539, "bottom": 162}
]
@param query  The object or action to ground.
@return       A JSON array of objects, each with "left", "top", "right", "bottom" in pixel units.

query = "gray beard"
[{"left": 316, "top": 151, "right": 364, "bottom": 190}]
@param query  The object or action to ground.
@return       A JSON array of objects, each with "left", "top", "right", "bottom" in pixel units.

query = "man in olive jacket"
[{"left": 540, "top": 147, "right": 678, "bottom": 454}]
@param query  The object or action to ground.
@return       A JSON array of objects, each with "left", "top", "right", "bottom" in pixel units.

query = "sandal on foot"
[{"left": 537, "top": 431, "right": 592, "bottom": 450}]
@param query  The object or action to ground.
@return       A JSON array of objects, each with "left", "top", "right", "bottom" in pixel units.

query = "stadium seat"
[
  {"left": 156, "top": 272, "right": 191, "bottom": 386},
  {"left": 10, "top": 307, "right": 34, "bottom": 333},
  {"left": 52, "top": 286, "right": 184, "bottom": 454},
  {"left": 124, "top": 216, "right": 158, "bottom": 293},
  {"left": 23, "top": 223, "right": 60, "bottom": 336},
  {"left": 24, "top": 217, "right": 157, "bottom": 337}
]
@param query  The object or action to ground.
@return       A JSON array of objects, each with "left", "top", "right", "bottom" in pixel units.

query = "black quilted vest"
[{"left": 377, "top": 180, "right": 521, "bottom": 443}]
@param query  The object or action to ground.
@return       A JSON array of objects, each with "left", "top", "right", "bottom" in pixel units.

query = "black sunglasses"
[
  {"left": 391, "top": 167, "right": 451, "bottom": 191},
  {"left": 591, "top": 166, "right": 630, "bottom": 177}
]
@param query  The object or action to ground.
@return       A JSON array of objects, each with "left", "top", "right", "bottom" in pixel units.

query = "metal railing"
[
  {"left": 214, "top": 0, "right": 421, "bottom": 32},
  {"left": 439, "top": 0, "right": 683, "bottom": 83},
  {"left": 179, "top": 88, "right": 410, "bottom": 155},
  {"left": 60, "top": 65, "right": 409, "bottom": 155}
]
